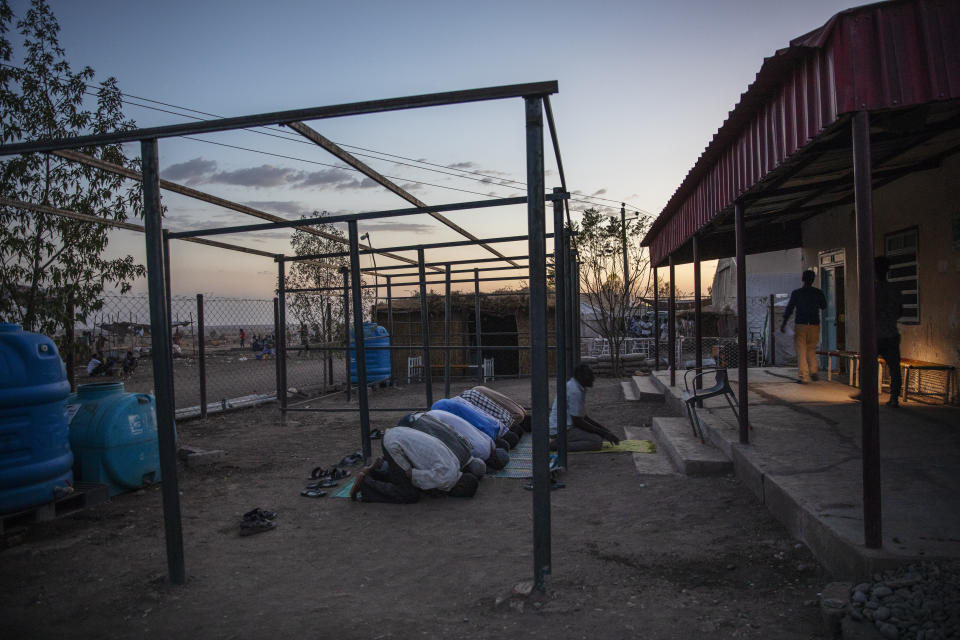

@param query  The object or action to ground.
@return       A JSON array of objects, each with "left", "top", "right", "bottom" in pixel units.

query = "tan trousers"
[{"left": 794, "top": 324, "right": 820, "bottom": 381}]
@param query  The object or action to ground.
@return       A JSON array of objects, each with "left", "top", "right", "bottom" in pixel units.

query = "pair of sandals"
[
  {"left": 239, "top": 508, "right": 277, "bottom": 536},
  {"left": 303, "top": 453, "right": 362, "bottom": 497}
]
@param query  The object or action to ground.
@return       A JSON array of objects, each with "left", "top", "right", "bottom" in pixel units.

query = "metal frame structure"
[{"left": 0, "top": 81, "right": 578, "bottom": 592}]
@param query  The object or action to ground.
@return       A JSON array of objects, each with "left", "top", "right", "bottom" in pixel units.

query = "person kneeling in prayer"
[
  {"left": 549, "top": 363, "right": 621, "bottom": 452},
  {"left": 413, "top": 409, "right": 509, "bottom": 471},
  {"left": 350, "top": 427, "right": 480, "bottom": 503}
]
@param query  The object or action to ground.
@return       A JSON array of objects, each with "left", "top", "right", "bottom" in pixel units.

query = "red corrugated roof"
[{"left": 642, "top": 0, "right": 960, "bottom": 266}]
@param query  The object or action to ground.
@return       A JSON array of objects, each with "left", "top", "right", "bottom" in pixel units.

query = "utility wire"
[{"left": 4, "top": 61, "right": 653, "bottom": 215}]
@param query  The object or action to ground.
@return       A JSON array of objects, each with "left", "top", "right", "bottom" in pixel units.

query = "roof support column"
[
  {"left": 341, "top": 268, "right": 350, "bottom": 402},
  {"left": 444, "top": 264, "right": 452, "bottom": 399},
  {"left": 553, "top": 187, "right": 568, "bottom": 470},
  {"left": 693, "top": 234, "right": 703, "bottom": 404},
  {"left": 735, "top": 201, "right": 750, "bottom": 444},
  {"left": 418, "top": 248, "right": 433, "bottom": 407},
  {"left": 142, "top": 138, "right": 185, "bottom": 585},
  {"left": 653, "top": 266, "right": 660, "bottom": 371},
  {"left": 526, "top": 95, "right": 551, "bottom": 593},
  {"left": 349, "top": 221, "right": 372, "bottom": 460},
  {"left": 277, "top": 256, "right": 288, "bottom": 413},
  {"left": 853, "top": 110, "right": 882, "bottom": 549},
  {"left": 668, "top": 255, "right": 676, "bottom": 387}
]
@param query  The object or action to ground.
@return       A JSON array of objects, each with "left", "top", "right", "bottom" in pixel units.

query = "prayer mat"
[
  {"left": 332, "top": 478, "right": 355, "bottom": 499},
  {"left": 570, "top": 439, "right": 656, "bottom": 454},
  {"left": 490, "top": 439, "right": 559, "bottom": 478}
]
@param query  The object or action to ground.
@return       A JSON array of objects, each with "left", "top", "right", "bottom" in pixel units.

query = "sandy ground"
[{"left": 1, "top": 377, "right": 830, "bottom": 640}]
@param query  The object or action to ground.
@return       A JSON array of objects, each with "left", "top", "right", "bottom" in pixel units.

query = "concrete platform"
[
  {"left": 649, "top": 367, "right": 960, "bottom": 578},
  {"left": 651, "top": 416, "right": 732, "bottom": 476},
  {"left": 621, "top": 375, "right": 665, "bottom": 402}
]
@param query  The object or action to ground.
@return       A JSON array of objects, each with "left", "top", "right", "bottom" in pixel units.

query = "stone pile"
[{"left": 847, "top": 561, "right": 959, "bottom": 640}]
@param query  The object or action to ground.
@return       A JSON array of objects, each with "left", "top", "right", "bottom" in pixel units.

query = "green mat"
[
  {"left": 570, "top": 439, "right": 656, "bottom": 454},
  {"left": 332, "top": 478, "right": 355, "bottom": 499}
]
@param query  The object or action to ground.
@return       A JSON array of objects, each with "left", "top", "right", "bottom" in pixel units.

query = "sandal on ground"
[
  {"left": 328, "top": 468, "right": 352, "bottom": 481},
  {"left": 310, "top": 466, "right": 329, "bottom": 479},
  {"left": 239, "top": 517, "right": 276, "bottom": 536},
  {"left": 337, "top": 452, "right": 364, "bottom": 467},
  {"left": 523, "top": 480, "right": 566, "bottom": 491},
  {"left": 317, "top": 479, "right": 339, "bottom": 488},
  {"left": 300, "top": 489, "right": 327, "bottom": 498},
  {"left": 242, "top": 508, "right": 277, "bottom": 521}
]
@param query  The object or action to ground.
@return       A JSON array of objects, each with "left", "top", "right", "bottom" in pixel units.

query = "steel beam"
[
  {"left": 277, "top": 257, "right": 288, "bottom": 412},
  {"left": 444, "top": 264, "right": 452, "bottom": 398},
  {"left": 283, "top": 232, "right": 555, "bottom": 263},
  {"left": 668, "top": 256, "right": 676, "bottom": 387},
  {"left": 418, "top": 249, "right": 434, "bottom": 407},
  {"left": 553, "top": 188, "right": 568, "bottom": 470},
  {"left": 342, "top": 268, "right": 351, "bottom": 402},
  {"left": 474, "top": 269, "right": 483, "bottom": 384},
  {"left": 526, "top": 96, "right": 551, "bottom": 592},
  {"left": 0, "top": 81, "right": 559, "bottom": 156},
  {"left": 197, "top": 294, "right": 207, "bottom": 420},
  {"left": 853, "top": 110, "right": 882, "bottom": 549},
  {"left": 653, "top": 267, "right": 660, "bottom": 371},
  {"left": 693, "top": 234, "right": 703, "bottom": 403},
  {"left": 141, "top": 138, "right": 185, "bottom": 585},
  {"left": 348, "top": 222, "right": 372, "bottom": 459}
]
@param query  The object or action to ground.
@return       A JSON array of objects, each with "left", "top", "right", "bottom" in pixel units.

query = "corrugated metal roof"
[{"left": 642, "top": 0, "right": 960, "bottom": 266}]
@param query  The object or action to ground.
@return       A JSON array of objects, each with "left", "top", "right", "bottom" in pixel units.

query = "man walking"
[{"left": 781, "top": 269, "right": 827, "bottom": 383}]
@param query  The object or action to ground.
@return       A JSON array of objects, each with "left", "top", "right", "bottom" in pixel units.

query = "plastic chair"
[{"left": 681, "top": 368, "right": 740, "bottom": 442}]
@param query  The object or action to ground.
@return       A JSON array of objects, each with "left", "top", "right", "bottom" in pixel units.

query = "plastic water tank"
[
  {"left": 0, "top": 323, "right": 73, "bottom": 514},
  {"left": 67, "top": 382, "right": 168, "bottom": 496},
  {"left": 350, "top": 323, "right": 391, "bottom": 384}
]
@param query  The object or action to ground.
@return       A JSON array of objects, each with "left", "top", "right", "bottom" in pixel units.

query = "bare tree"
[{"left": 572, "top": 208, "right": 652, "bottom": 377}]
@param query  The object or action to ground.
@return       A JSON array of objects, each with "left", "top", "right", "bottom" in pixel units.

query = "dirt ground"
[{"left": 1, "top": 377, "right": 831, "bottom": 640}]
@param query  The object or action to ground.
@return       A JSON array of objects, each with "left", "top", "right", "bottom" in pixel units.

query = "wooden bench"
[
  {"left": 817, "top": 350, "right": 955, "bottom": 404},
  {"left": 816, "top": 350, "right": 860, "bottom": 386},
  {"left": 899, "top": 358, "right": 956, "bottom": 404}
]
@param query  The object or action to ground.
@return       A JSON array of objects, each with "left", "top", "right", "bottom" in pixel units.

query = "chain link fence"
[{"left": 70, "top": 294, "right": 348, "bottom": 417}]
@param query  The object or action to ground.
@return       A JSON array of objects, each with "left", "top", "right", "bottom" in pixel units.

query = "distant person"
[
  {"left": 549, "top": 363, "right": 621, "bottom": 452},
  {"left": 781, "top": 269, "right": 826, "bottom": 383},
  {"left": 87, "top": 352, "right": 115, "bottom": 377},
  {"left": 239, "top": 328, "right": 246, "bottom": 348},
  {"left": 639, "top": 314, "right": 653, "bottom": 338},
  {"left": 853, "top": 257, "right": 905, "bottom": 408},
  {"left": 122, "top": 350, "right": 138, "bottom": 376}
]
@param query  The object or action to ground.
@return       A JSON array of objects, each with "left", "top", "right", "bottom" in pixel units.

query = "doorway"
[{"left": 819, "top": 250, "right": 846, "bottom": 371}]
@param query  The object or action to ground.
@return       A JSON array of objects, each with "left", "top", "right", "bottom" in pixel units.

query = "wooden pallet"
[{"left": 1, "top": 482, "right": 110, "bottom": 536}]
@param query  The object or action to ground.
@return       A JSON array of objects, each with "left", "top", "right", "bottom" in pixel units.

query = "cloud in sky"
[
  {"left": 360, "top": 220, "right": 436, "bottom": 234},
  {"left": 160, "top": 157, "right": 380, "bottom": 191},
  {"left": 591, "top": 188, "right": 608, "bottom": 196},
  {"left": 243, "top": 200, "right": 308, "bottom": 216}
]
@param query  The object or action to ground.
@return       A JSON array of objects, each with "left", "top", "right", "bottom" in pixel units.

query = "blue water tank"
[
  {"left": 67, "top": 382, "right": 169, "bottom": 496},
  {"left": 349, "top": 323, "right": 391, "bottom": 384},
  {"left": 0, "top": 323, "right": 73, "bottom": 514}
]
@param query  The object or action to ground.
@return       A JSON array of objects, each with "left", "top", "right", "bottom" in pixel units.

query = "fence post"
[
  {"left": 326, "top": 301, "right": 333, "bottom": 389},
  {"left": 162, "top": 230, "right": 176, "bottom": 408},
  {"left": 694, "top": 234, "right": 703, "bottom": 405},
  {"left": 444, "top": 264, "right": 452, "bottom": 398},
  {"left": 348, "top": 221, "right": 372, "bottom": 459},
  {"left": 418, "top": 248, "right": 433, "bottom": 407},
  {"left": 65, "top": 299, "right": 76, "bottom": 392},
  {"left": 553, "top": 187, "right": 568, "bottom": 469},
  {"left": 386, "top": 275, "right": 393, "bottom": 386},
  {"left": 341, "top": 267, "right": 351, "bottom": 401},
  {"left": 277, "top": 256, "right": 288, "bottom": 413},
  {"left": 273, "top": 297, "right": 282, "bottom": 406},
  {"left": 768, "top": 294, "right": 776, "bottom": 365},
  {"left": 474, "top": 268, "right": 482, "bottom": 384},
  {"left": 197, "top": 294, "right": 207, "bottom": 419}
]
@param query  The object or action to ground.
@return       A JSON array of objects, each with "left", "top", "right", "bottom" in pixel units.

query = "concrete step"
[
  {"left": 621, "top": 380, "right": 638, "bottom": 401},
  {"left": 631, "top": 375, "right": 664, "bottom": 401},
  {"left": 651, "top": 416, "right": 732, "bottom": 476}
]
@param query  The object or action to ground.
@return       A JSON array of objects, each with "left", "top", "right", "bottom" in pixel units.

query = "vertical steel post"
[
  {"left": 526, "top": 95, "right": 551, "bottom": 592},
  {"left": 418, "top": 248, "right": 433, "bottom": 407},
  {"left": 444, "top": 264, "right": 452, "bottom": 398},
  {"left": 277, "top": 256, "right": 288, "bottom": 412},
  {"left": 621, "top": 203, "right": 629, "bottom": 311},
  {"left": 342, "top": 268, "right": 351, "bottom": 401},
  {"left": 386, "top": 275, "right": 393, "bottom": 386},
  {"left": 197, "top": 294, "right": 207, "bottom": 420},
  {"left": 141, "top": 138, "right": 185, "bottom": 585},
  {"left": 65, "top": 300, "right": 75, "bottom": 392},
  {"left": 273, "top": 297, "right": 282, "bottom": 404},
  {"left": 474, "top": 268, "right": 483, "bottom": 384},
  {"left": 553, "top": 188, "right": 568, "bottom": 469},
  {"left": 769, "top": 294, "right": 776, "bottom": 365},
  {"left": 668, "top": 256, "right": 676, "bottom": 387},
  {"left": 348, "top": 222, "right": 372, "bottom": 459},
  {"left": 853, "top": 110, "right": 882, "bottom": 549},
  {"left": 735, "top": 201, "right": 750, "bottom": 444},
  {"left": 563, "top": 230, "right": 575, "bottom": 375},
  {"left": 653, "top": 267, "right": 660, "bottom": 371},
  {"left": 694, "top": 235, "right": 703, "bottom": 403},
  {"left": 326, "top": 301, "right": 333, "bottom": 388},
  {"left": 574, "top": 259, "right": 582, "bottom": 364},
  {"left": 162, "top": 231, "right": 175, "bottom": 408}
]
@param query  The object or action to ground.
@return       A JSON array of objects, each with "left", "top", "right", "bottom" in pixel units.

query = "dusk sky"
[{"left": 18, "top": 0, "right": 857, "bottom": 298}]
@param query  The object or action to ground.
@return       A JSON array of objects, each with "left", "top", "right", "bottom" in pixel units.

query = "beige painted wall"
[{"left": 800, "top": 152, "right": 960, "bottom": 375}]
